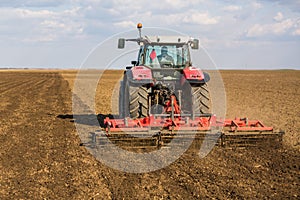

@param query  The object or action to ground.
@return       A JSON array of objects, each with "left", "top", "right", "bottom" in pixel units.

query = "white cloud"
[
  {"left": 94, "top": 0, "right": 207, "bottom": 18},
  {"left": 22, "top": 34, "right": 57, "bottom": 42},
  {"left": 273, "top": 12, "right": 284, "bottom": 22},
  {"left": 272, "top": 19, "right": 294, "bottom": 34},
  {"left": 163, "top": 0, "right": 202, "bottom": 9},
  {"left": 183, "top": 11, "right": 219, "bottom": 25},
  {"left": 246, "top": 19, "right": 294, "bottom": 37},
  {"left": 0, "top": 7, "right": 84, "bottom": 43},
  {"left": 41, "top": 20, "right": 66, "bottom": 29},
  {"left": 163, "top": 11, "right": 219, "bottom": 25},
  {"left": 111, "top": 7, "right": 219, "bottom": 30},
  {"left": 292, "top": 19, "right": 300, "bottom": 35},
  {"left": 0, "top": 0, "right": 68, "bottom": 8},
  {"left": 292, "top": 28, "right": 300, "bottom": 36},
  {"left": 62, "top": 7, "right": 81, "bottom": 17},
  {"left": 15, "top": 8, "right": 55, "bottom": 19},
  {"left": 222, "top": 5, "right": 242, "bottom": 12},
  {"left": 246, "top": 24, "right": 264, "bottom": 37},
  {"left": 114, "top": 20, "right": 135, "bottom": 28},
  {"left": 252, "top": 2, "right": 263, "bottom": 9}
]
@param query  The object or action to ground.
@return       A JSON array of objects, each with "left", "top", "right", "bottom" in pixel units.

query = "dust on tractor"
[{"left": 102, "top": 23, "right": 284, "bottom": 149}]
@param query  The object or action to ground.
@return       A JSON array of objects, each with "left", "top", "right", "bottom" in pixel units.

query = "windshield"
[{"left": 143, "top": 44, "right": 190, "bottom": 68}]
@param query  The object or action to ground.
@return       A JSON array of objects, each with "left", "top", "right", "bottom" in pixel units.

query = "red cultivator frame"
[
  {"left": 103, "top": 94, "right": 284, "bottom": 148},
  {"left": 103, "top": 115, "right": 284, "bottom": 148},
  {"left": 104, "top": 116, "right": 274, "bottom": 133}
]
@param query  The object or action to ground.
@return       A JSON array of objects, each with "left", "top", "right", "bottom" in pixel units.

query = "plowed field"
[{"left": 0, "top": 69, "right": 299, "bottom": 199}]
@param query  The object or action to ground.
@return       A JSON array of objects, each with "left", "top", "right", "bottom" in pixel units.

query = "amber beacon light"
[{"left": 137, "top": 23, "right": 143, "bottom": 29}]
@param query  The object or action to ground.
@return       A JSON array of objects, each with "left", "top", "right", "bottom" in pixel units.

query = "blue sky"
[{"left": 0, "top": 0, "right": 299, "bottom": 69}]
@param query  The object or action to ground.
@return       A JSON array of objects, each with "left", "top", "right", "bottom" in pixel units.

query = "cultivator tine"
[{"left": 222, "top": 131, "right": 284, "bottom": 148}]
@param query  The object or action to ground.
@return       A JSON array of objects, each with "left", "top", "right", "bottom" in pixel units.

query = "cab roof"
[
  {"left": 126, "top": 35, "right": 193, "bottom": 46},
  {"left": 143, "top": 36, "right": 192, "bottom": 45}
]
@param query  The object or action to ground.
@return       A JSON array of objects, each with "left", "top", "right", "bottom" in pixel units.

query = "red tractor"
[
  {"left": 118, "top": 23, "right": 210, "bottom": 121},
  {"left": 103, "top": 23, "right": 283, "bottom": 148}
]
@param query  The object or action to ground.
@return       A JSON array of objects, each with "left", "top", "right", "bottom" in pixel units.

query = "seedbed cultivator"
[
  {"left": 98, "top": 23, "right": 284, "bottom": 150},
  {"left": 102, "top": 102, "right": 284, "bottom": 149}
]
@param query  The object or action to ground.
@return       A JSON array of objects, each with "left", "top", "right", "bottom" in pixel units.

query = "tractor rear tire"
[
  {"left": 119, "top": 80, "right": 124, "bottom": 118},
  {"left": 138, "top": 86, "right": 148, "bottom": 118},
  {"left": 124, "top": 82, "right": 149, "bottom": 119},
  {"left": 192, "top": 83, "right": 211, "bottom": 114},
  {"left": 128, "top": 85, "right": 139, "bottom": 119}
]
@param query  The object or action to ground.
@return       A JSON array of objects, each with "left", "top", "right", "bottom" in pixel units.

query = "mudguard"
[
  {"left": 126, "top": 66, "right": 153, "bottom": 85},
  {"left": 183, "top": 66, "right": 208, "bottom": 84}
]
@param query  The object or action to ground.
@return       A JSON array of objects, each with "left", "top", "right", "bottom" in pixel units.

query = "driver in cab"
[{"left": 157, "top": 46, "right": 174, "bottom": 67}]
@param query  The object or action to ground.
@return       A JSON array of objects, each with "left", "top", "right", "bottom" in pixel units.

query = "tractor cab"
[
  {"left": 135, "top": 36, "right": 197, "bottom": 69},
  {"left": 118, "top": 23, "right": 199, "bottom": 70}
]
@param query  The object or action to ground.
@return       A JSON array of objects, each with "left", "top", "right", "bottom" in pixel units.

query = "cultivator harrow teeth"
[{"left": 101, "top": 115, "right": 284, "bottom": 148}]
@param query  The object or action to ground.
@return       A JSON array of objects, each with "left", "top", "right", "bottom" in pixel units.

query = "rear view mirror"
[
  {"left": 191, "top": 39, "right": 199, "bottom": 49},
  {"left": 118, "top": 38, "right": 125, "bottom": 49}
]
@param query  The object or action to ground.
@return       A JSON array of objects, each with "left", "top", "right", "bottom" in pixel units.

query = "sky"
[{"left": 0, "top": 0, "right": 299, "bottom": 69}]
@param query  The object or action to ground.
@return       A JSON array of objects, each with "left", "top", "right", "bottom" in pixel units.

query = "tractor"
[
  {"left": 118, "top": 23, "right": 209, "bottom": 121},
  {"left": 102, "top": 23, "right": 284, "bottom": 148}
]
